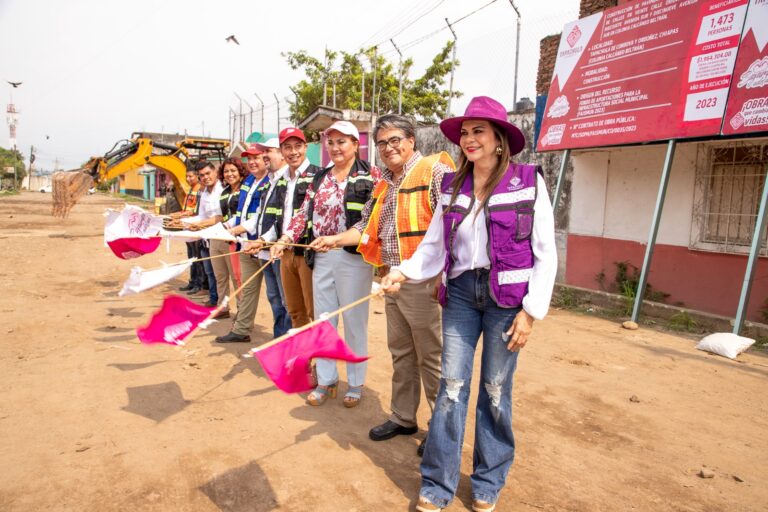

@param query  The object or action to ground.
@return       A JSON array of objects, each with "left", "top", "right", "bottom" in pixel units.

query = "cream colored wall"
[{"left": 569, "top": 142, "right": 698, "bottom": 247}]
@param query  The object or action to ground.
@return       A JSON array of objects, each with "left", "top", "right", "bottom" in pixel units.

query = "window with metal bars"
[{"left": 694, "top": 143, "right": 768, "bottom": 253}]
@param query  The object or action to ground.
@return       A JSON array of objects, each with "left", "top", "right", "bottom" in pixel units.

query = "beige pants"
[
  {"left": 210, "top": 239, "right": 240, "bottom": 308},
  {"left": 385, "top": 276, "right": 442, "bottom": 428},
  {"left": 232, "top": 255, "right": 264, "bottom": 336},
  {"left": 280, "top": 249, "right": 314, "bottom": 328}
]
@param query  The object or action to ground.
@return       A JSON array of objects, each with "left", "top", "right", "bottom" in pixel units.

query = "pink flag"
[
  {"left": 108, "top": 237, "right": 162, "bottom": 260},
  {"left": 250, "top": 321, "right": 369, "bottom": 394},
  {"left": 104, "top": 205, "right": 164, "bottom": 259},
  {"left": 136, "top": 295, "right": 216, "bottom": 346}
]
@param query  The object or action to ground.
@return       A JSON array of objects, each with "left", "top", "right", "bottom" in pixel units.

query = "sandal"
[
  {"left": 343, "top": 385, "right": 363, "bottom": 408},
  {"left": 307, "top": 383, "right": 337, "bottom": 406}
]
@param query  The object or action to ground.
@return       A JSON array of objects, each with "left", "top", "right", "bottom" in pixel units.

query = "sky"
[{"left": 0, "top": 0, "right": 578, "bottom": 171}]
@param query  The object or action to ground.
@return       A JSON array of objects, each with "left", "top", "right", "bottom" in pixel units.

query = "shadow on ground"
[{"left": 198, "top": 460, "right": 278, "bottom": 511}]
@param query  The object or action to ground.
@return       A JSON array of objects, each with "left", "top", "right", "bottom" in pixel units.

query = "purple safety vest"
[{"left": 439, "top": 163, "right": 540, "bottom": 308}]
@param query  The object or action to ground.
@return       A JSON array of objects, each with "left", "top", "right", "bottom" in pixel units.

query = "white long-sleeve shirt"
[
  {"left": 396, "top": 173, "right": 557, "bottom": 320},
  {"left": 197, "top": 181, "right": 223, "bottom": 220}
]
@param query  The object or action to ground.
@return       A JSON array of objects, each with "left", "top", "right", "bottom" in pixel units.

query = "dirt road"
[{"left": 0, "top": 191, "right": 766, "bottom": 511}]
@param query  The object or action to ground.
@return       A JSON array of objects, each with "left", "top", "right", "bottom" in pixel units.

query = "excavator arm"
[
  {"left": 53, "top": 136, "right": 229, "bottom": 218},
  {"left": 91, "top": 137, "right": 230, "bottom": 206},
  {"left": 88, "top": 138, "right": 191, "bottom": 207}
]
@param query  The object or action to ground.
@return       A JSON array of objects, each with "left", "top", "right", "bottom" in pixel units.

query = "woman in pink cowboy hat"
[{"left": 382, "top": 96, "right": 558, "bottom": 512}]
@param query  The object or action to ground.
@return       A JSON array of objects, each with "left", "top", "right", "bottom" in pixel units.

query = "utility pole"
[
  {"left": 371, "top": 46, "right": 378, "bottom": 117},
  {"left": 254, "top": 93, "right": 265, "bottom": 135},
  {"left": 235, "top": 93, "right": 255, "bottom": 141},
  {"left": 29, "top": 145, "right": 35, "bottom": 185},
  {"left": 445, "top": 18, "right": 458, "bottom": 117},
  {"left": 390, "top": 39, "right": 403, "bottom": 114},
  {"left": 229, "top": 108, "right": 237, "bottom": 145},
  {"left": 508, "top": 0, "right": 521, "bottom": 106},
  {"left": 323, "top": 46, "right": 328, "bottom": 106},
  {"left": 274, "top": 93, "right": 280, "bottom": 133},
  {"left": 360, "top": 55, "right": 366, "bottom": 111},
  {"left": 235, "top": 93, "right": 243, "bottom": 142},
  {"left": 289, "top": 87, "right": 299, "bottom": 125}
]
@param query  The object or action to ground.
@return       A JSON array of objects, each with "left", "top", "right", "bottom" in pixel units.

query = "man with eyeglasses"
[{"left": 311, "top": 114, "right": 455, "bottom": 455}]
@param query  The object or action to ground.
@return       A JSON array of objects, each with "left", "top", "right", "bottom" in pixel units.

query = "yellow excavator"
[{"left": 52, "top": 136, "right": 230, "bottom": 217}]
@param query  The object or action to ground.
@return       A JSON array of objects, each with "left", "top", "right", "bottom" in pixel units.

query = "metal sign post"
[
  {"left": 552, "top": 148, "right": 570, "bottom": 214},
  {"left": 733, "top": 165, "right": 768, "bottom": 335},
  {"left": 631, "top": 139, "right": 677, "bottom": 323}
]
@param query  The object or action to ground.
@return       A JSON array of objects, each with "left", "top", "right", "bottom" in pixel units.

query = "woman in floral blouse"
[{"left": 271, "top": 121, "right": 380, "bottom": 407}]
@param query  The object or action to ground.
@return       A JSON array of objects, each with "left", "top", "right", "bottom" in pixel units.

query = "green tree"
[
  {"left": 0, "top": 146, "right": 26, "bottom": 185},
  {"left": 284, "top": 41, "right": 461, "bottom": 125}
]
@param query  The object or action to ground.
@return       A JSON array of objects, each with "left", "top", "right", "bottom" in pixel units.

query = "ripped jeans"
[{"left": 420, "top": 269, "right": 520, "bottom": 508}]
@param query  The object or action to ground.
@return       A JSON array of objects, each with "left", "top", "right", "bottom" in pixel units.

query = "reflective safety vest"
[
  {"left": 357, "top": 152, "right": 455, "bottom": 267},
  {"left": 234, "top": 174, "right": 270, "bottom": 240},
  {"left": 259, "top": 163, "right": 322, "bottom": 254},
  {"left": 439, "top": 162, "right": 541, "bottom": 308},
  {"left": 183, "top": 184, "right": 200, "bottom": 213},
  {"left": 303, "top": 158, "right": 375, "bottom": 266},
  {"left": 219, "top": 184, "right": 241, "bottom": 223}
]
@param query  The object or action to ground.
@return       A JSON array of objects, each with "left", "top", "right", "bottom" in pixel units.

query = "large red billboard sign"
[
  {"left": 722, "top": 0, "right": 768, "bottom": 134},
  {"left": 537, "top": 0, "right": 749, "bottom": 151}
]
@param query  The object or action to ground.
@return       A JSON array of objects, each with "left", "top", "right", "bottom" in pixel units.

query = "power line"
[
  {"left": 379, "top": 0, "right": 499, "bottom": 56},
  {"left": 371, "top": 0, "right": 448, "bottom": 49},
  {"left": 356, "top": 0, "right": 440, "bottom": 50}
]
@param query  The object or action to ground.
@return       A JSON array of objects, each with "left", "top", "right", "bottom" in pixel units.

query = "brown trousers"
[
  {"left": 385, "top": 276, "right": 442, "bottom": 428},
  {"left": 280, "top": 249, "right": 314, "bottom": 328}
]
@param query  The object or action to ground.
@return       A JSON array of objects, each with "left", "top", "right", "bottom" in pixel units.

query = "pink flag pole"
[
  {"left": 171, "top": 257, "right": 275, "bottom": 345},
  {"left": 246, "top": 290, "right": 383, "bottom": 356}
]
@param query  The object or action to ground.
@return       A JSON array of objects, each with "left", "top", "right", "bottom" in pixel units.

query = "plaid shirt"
[{"left": 353, "top": 151, "right": 450, "bottom": 266}]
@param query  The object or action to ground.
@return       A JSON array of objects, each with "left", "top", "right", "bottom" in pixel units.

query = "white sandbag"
[{"left": 695, "top": 332, "right": 755, "bottom": 360}]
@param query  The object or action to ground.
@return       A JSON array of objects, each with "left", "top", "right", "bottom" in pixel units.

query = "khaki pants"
[
  {"left": 385, "top": 276, "right": 442, "bottom": 428},
  {"left": 210, "top": 239, "right": 240, "bottom": 308},
  {"left": 280, "top": 249, "right": 314, "bottom": 328},
  {"left": 232, "top": 255, "right": 264, "bottom": 336}
]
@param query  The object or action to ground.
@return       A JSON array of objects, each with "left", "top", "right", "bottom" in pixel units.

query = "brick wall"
[
  {"left": 579, "top": 0, "right": 618, "bottom": 18},
  {"left": 536, "top": 34, "right": 561, "bottom": 95}
]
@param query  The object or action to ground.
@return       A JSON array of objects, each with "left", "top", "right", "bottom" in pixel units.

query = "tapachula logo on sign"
[{"left": 567, "top": 25, "right": 582, "bottom": 47}]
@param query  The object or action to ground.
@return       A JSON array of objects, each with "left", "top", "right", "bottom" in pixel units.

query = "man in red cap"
[
  {"left": 244, "top": 127, "right": 321, "bottom": 329},
  {"left": 215, "top": 144, "right": 271, "bottom": 343},
  {"left": 241, "top": 144, "right": 267, "bottom": 177}
]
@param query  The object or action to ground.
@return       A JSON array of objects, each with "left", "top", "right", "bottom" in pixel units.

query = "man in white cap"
[{"left": 237, "top": 134, "right": 293, "bottom": 338}]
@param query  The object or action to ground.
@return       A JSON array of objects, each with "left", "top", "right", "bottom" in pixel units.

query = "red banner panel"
[
  {"left": 537, "top": 0, "right": 748, "bottom": 152},
  {"left": 722, "top": 0, "right": 768, "bottom": 134}
]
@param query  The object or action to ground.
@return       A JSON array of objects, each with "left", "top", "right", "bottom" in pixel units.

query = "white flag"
[
  {"left": 104, "top": 205, "right": 165, "bottom": 259},
  {"left": 119, "top": 261, "right": 193, "bottom": 297},
  {"left": 160, "top": 222, "right": 237, "bottom": 242}
]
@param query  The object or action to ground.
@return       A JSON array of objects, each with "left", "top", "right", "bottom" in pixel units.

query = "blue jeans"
[
  {"left": 420, "top": 269, "right": 520, "bottom": 508},
  {"left": 199, "top": 244, "right": 218, "bottom": 304},
  {"left": 260, "top": 258, "right": 291, "bottom": 337},
  {"left": 185, "top": 241, "right": 204, "bottom": 288}
]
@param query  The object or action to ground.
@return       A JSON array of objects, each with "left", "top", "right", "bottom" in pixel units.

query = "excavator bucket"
[{"left": 51, "top": 170, "right": 94, "bottom": 218}]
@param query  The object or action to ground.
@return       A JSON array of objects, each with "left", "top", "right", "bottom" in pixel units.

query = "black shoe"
[
  {"left": 215, "top": 332, "right": 251, "bottom": 343},
  {"left": 179, "top": 284, "right": 194, "bottom": 292},
  {"left": 417, "top": 437, "right": 426, "bottom": 457},
  {"left": 185, "top": 287, "right": 201, "bottom": 295},
  {"left": 369, "top": 420, "right": 418, "bottom": 441}
]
